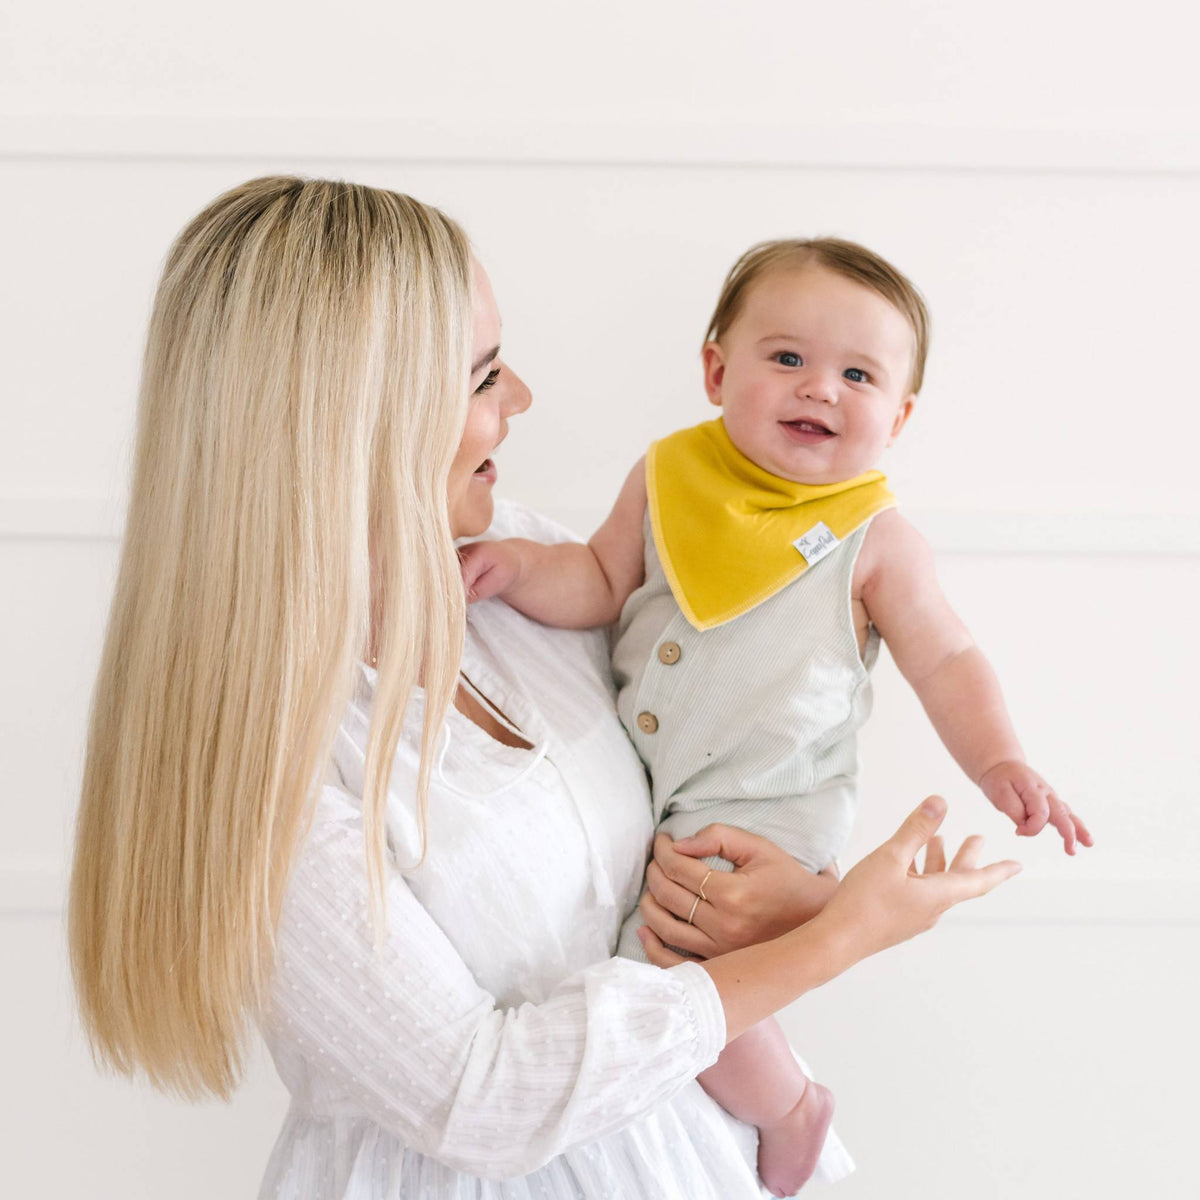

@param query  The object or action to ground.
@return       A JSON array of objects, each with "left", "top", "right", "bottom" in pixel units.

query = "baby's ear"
[
  {"left": 701, "top": 341, "right": 726, "bottom": 407},
  {"left": 888, "top": 394, "right": 916, "bottom": 444}
]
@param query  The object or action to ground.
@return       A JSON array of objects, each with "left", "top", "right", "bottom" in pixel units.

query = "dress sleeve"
[{"left": 266, "top": 784, "right": 726, "bottom": 1180}]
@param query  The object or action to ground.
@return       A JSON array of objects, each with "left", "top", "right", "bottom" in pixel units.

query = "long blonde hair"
[{"left": 68, "top": 176, "right": 472, "bottom": 1100}]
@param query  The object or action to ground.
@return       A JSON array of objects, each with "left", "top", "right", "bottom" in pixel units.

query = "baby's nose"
[{"left": 799, "top": 374, "right": 839, "bottom": 403}]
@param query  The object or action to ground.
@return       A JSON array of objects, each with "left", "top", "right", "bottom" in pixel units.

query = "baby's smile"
[{"left": 779, "top": 417, "right": 837, "bottom": 445}]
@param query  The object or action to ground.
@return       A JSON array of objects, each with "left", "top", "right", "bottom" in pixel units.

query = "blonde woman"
[{"left": 69, "top": 176, "right": 1020, "bottom": 1198}]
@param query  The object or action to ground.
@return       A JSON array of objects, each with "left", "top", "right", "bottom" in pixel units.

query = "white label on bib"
[{"left": 793, "top": 522, "right": 839, "bottom": 565}]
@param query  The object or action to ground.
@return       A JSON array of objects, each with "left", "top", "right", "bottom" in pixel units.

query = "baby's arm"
[
  {"left": 459, "top": 458, "right": 648, "bottom": 628},
  {"left": 858, "top": 510, "right": 1092, "bottom": 854}
]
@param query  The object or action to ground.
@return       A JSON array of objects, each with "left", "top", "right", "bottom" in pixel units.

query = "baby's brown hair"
[{"left": 704, "top": 238, "right": 931, "bottom": 393}]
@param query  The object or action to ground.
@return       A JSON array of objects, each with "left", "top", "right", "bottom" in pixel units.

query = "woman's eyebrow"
[{"left": 472, "top": 345, "right": 500, "bottom": 374}]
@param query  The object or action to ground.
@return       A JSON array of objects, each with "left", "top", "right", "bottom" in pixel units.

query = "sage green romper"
[{"left": 613, "top": 515, "right": 878, "bottom": 961}]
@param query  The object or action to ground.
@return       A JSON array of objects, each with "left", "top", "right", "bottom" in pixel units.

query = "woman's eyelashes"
[{"left": 474, "top": 367, "right": 501, "bottom": 394}]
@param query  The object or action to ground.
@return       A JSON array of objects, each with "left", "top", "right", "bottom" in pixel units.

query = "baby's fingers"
[
  {"left": 1072, "top": 811, "right": 1095, "bottom": 849},
  {"left": 1046, "top": 794, "right": 1079, "bottom": 855},
  {"left": 989, "top": 782, "right": 1030, "bottom": 832},
  {"left": 465, "top": 562, "right": 503, "bottom": 603},
  {"left": 1016, "top": 782, "right": 1050, "bottom": 837}
]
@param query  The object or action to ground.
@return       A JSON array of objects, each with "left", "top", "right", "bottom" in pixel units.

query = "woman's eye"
[
  {"left": 474, "top": 367, "right": 501, "bottom": 394},
  {"left": 844, "top": 367, "right": 869, "bottom": 383},
  {"left": 776, "top": 352, "right": 802, "bottom": 367}
]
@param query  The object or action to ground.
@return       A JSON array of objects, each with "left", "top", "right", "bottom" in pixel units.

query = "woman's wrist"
[
  {"left": 782, "top": 869, "right": 839, "bottom": 931},
  {"left": 699, "top": 917, "right": 855, "bottom": 1043}
]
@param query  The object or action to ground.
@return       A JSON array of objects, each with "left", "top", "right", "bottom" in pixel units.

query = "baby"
[{"left": 459, "top": 238, "right": 1093, "bottom": 1195}]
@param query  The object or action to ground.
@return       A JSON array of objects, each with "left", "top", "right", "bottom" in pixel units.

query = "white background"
[{"left": 2, "top": 2, "right": 1198, "bottom": 1196}]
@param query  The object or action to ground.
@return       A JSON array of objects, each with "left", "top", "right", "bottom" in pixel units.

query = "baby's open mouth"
[{"left": 782, "top": 419, "right": 835, "bottom": 437}]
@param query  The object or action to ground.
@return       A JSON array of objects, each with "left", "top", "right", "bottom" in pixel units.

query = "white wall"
[{"left": 2, "top": 2, "right": 1198, "bottom": 1196}]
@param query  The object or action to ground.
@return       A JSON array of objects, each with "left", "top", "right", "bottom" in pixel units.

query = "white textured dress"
[{"left": 258, "top": 502, "right": 853, "bottom": 1198}]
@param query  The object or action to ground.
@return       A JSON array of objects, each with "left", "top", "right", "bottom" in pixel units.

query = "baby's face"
[{"left": 703, "top": 265, "right": 917, "bottom": 484}]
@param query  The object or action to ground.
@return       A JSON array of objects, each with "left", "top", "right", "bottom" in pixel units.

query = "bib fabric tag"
[{"left": 793, "top": 522, "right": 840, "bottom": 565}]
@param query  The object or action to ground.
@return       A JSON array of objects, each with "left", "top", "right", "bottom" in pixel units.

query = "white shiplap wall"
[{"left": 3, "top": 2, "right": 1199, "bottom": 1195}]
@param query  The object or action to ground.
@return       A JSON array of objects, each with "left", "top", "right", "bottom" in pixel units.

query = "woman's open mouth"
[
  {"left": 780, "top": 419, "right": 836, "bottom": 445},
  {"left": 473, "top": 458, "right": 497, "bottom": 483}
]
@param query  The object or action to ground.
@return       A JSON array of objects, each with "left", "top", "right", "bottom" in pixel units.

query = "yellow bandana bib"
[{"left": 646, "top": 419, "right": 895, "bottom": 630}]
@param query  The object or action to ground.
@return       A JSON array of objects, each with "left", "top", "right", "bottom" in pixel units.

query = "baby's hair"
[{"left": 704, "top": 237, "right": 931, "bottom": 393}]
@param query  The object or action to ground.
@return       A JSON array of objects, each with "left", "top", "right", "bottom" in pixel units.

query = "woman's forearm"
[{"left": 698, "top": 917, "right": 854, "bottom": 1041}]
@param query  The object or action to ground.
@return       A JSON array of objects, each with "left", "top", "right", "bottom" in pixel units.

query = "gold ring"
[
  {"left": 686, "top": 894, "right": 702, "bottom": 925},
  {"left": 698, "top": 869, "right": 713, "bottom": 902}
]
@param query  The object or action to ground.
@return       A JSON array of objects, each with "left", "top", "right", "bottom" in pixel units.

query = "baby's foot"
[{"left": 756, "top": 1078, "right": 835, "bottom": 1197}]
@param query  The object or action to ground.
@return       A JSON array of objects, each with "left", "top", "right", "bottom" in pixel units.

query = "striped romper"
[{"left": 613, "top": 515, "right": 878, "bottom": 962}]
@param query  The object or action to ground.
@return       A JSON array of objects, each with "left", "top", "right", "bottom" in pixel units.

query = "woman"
[{"left": 68, "top": 176, "right": 1018, "bottom": 1197}]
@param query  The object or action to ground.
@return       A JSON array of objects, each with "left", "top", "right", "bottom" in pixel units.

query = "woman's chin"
[{"left": 450, "top": 494, "right": 495, "bottom": 541}]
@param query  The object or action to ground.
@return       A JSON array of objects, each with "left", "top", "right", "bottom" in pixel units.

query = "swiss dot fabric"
[{"left": 258, "top": 501, "right": 853, "bottom": 1198}]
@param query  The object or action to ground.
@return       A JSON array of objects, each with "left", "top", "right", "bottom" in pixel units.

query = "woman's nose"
[{"left": 500, "top": 362, "right": 533, "bottom": 416}]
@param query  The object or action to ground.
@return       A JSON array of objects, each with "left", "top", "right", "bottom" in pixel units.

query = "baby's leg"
[{"left": 700, "top": 1017, "right": 834, "bottom": 1198}]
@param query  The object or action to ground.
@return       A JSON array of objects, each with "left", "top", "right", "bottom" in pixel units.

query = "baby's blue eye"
[
  {"left": 844, "top": 367, "right": 869, "bottom": 383},
  {"left": 776, "top": 352, "right": 802, "bottom": 367}
]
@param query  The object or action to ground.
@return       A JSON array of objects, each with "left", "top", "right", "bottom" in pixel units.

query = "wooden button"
[
  {"left": 636, "top": 711, "right": 659, "bottom": 734},
  {"left": 657, "top": 641, "right": 681, "bottom": 665}
]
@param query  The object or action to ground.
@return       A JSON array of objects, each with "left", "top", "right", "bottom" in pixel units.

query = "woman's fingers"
[
  {"left": 947, "top": 857, "right": 1023, "bottom": 901},
  {"left": 948, "top": 834, "right": 984, "bottom": 873},
  {"left": 645, "top": 859, "right": 714, "bottom": 927},
  {"left": 667, "top": 823, "right": 767, "bottom": 870},
  {"left": 886, "top": 796, "right": 948, "bottom": 866},
  {"left": 652, "top": 832, "right": 726, "bottom": 897},
  {"left": 635, "top": 925, "right": 687, "bottom": 968},
  {"left": 922, "top": 834, "right": 946, "bottom": 876},
  {"left": 638, "top": 889, "right": 716, "bottom": 958}
]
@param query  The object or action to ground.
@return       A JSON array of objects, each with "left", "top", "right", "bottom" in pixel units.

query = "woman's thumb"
[{"left": 672, "top": 823, "right": 757, "bottom": 866}]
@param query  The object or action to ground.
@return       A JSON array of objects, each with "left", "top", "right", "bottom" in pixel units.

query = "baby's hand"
[
  {"left": 458, "top": 540, "right": 522, "bottom": 603},
  {"left": 978, "top": 760, "right": 1093, "bottom": 855}
]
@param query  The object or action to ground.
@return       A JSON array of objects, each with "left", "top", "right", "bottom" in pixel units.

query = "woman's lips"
[
  {"left": 779, "top": 419, "right": 835, "bottom": 445},
  {"left": 473, "top": 458, "right": 497, "bottom": 483}
]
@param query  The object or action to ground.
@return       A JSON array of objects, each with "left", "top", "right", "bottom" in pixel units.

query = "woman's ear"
[
  {"left": 702, "top": 341, "right": 726, "bottom": 407},
  {"left": 888, "top": 394, "right": 916, "bottom": 444}
]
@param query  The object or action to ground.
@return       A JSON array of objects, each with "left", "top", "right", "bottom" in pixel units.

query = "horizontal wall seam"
[
  {"left": 1, "top": 116, "right": 1198, "bottom": 175},
  {"left": 2, "top": 499, "right": 1196, "bottom": 555}
]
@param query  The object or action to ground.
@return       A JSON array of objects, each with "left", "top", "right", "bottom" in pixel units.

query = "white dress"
[{"left": 258, "top": 501, "right": 854, "bottom": 1199}]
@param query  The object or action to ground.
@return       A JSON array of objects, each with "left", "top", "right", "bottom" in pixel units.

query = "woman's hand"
[
  {"left": 638, "top": 825, "right": 839, "bottom": 960},
  {"left": 800, "top": 795, "right": 1020, "bottom": 963},
  {"left": 639, "top": 796, "right": 1020, "bottom": 975}
]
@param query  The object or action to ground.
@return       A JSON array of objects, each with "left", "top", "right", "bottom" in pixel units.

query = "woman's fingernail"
[
  {"left": 921, "top": 798, "right": 943, "bottom": 817},
  {"left": 673, "top": 838, "right": 696, "bottom": 850}
]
